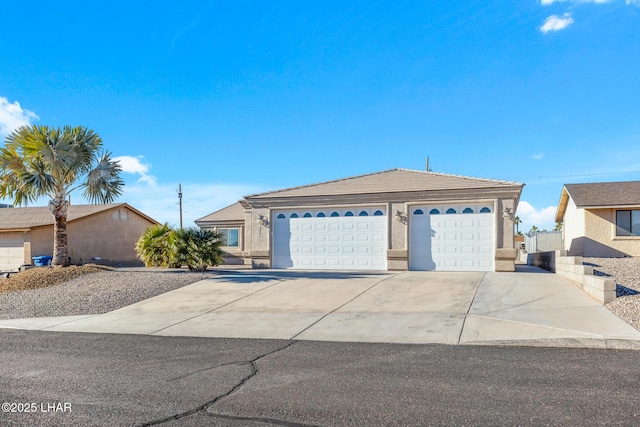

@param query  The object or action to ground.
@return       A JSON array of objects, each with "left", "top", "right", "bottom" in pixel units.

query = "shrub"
[
  {"left": 135, "top": 223, "right": 175, "bottom": 267},
  {"left": 135, "top": 225, "right": 224, "bottom": 271},
  {"left": 170, "top": 228, "right": 224, "bottom": 272}
]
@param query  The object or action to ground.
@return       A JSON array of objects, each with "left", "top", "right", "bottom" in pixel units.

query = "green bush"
[
  {"left": 135, "top": 225, "right": 223, "bottom": 271},
  {"left": 170, "top": 228, "right": 224, "bottom": 272}
]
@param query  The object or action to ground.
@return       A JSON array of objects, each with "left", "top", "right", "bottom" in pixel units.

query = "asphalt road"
[{"left": 1, "top": 330, "right": 639, "bottom": 426}]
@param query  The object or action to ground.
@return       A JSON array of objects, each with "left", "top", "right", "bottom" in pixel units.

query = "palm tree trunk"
[{"left": 50, "top": 199, "right": 70, "bottom": 267}]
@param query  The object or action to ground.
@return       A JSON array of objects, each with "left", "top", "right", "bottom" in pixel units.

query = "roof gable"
[
  {"left": 195, "top": 201, "right": 245, "bottom": 223},
  {"left": 244, "top": 168, "right": 522, "bottom": 200}
]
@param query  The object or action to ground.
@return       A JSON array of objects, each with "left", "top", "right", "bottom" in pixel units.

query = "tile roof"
[
  {"left": 195, "top": 202, "right": 244, "bottom": 223},
  {"left": 0, "top": 203, "right": 133, "bottom": 230},
  {"left": 565, "top": 181, "right": 640, "bottom": 208},
  {"left": 245, "top": 168, "right": 522, "bottom": 199}
]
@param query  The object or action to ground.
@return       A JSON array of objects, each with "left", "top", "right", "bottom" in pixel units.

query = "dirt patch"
[{"left": 0, "top": 264, "right": 114, "bottom": 293}]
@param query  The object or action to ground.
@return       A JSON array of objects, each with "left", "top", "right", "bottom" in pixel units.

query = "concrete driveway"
[{"left": 1, "top": 266, "right": 640, "bottom": 349}]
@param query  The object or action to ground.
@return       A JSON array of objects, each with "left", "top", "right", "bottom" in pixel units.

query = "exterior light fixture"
[
  {"left": 257, "top": 214, "right": 270, "bottom": 228},
  {"left": 395, "top": 211, "right": 408, "bottom": 224}
]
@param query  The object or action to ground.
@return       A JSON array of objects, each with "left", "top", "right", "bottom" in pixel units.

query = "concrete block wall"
[
  {"left": 528, "top": 250, "right": 615, "bottom": 304},
  {"left": 555, "top": 255, "right": 616, "bottom": 304}
]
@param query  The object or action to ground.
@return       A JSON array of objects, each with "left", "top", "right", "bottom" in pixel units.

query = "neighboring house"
[
  {"left": 0, "top": 203, "right": 158, "bottom": 270},
  {"left": 555, "top": 181, "right": 640, "bottom": 257},
  {"left": 196, "top": 168, "right": 523, "bottom": 272}
]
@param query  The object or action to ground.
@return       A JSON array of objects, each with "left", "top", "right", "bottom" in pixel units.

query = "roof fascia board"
[{"left": 244, "top": 187, "right": 523, "bottom": 208}]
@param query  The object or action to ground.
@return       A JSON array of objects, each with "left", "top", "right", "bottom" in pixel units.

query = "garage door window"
[
  {"left": 374, "top": 210, "right": 384, "bottom": 216},
  {"left": 277, "top": 213, "right": 285, "bottom": 219},
  {"left": 414, "top": 209, "right": 424, "bottom": 215},
  {"left": 317, "top": 212, "right": 326, "bottom": 217},
  {"left": 303, "top": 213, "right": 312, "bottom": 218},
  {"left": 331, "top": 212, "right": 340, "bottom": 217},
  {"left": 463, "top": 208, "right": 474, "bottom": 214},
  {"left": 359, "top": 211, "right": 368, "bottom": 216},
  {"left": 480, "top": 207, "right": 491, "bottom": 213},
  {"left": 429, "top": 209, "right": 439, "bottom": 215},
  {"left": 446, "top": 208, "right": 457, "bottom": 214},
  {"left": 291, "top": 213, "right": 298, "bottom": 218},
  {"left": 345, "top": 211, "right": 354, "bottom": 217}
]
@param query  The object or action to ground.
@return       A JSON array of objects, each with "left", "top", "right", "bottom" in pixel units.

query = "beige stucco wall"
[
  {"left": 583, "top": 208, "right": 640, "bottom": 257},
  {"left": 243, "top": 195, "right": 520, "bottom": 271},
  {"left": 29, "top": 207, "right": 154, "bottom": 264},
  {"left": 562, "top": 197, "right": 585, "bottom": 256}
]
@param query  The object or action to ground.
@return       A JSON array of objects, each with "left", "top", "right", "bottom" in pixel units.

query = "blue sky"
[{"left": 1, "top": 0, "right": 639, "bottom": 231}]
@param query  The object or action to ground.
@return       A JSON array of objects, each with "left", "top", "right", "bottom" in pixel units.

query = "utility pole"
[{"left": 178, "top": 183, "right": 183, "bottom": 229}]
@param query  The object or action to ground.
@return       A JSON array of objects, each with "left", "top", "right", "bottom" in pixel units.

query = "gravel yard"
[
  {"left": 584, "top": 257, "right": 640, "bottom": 331},
  {"left": 0, "top": 267, "right": 218, "bottom": 320}
]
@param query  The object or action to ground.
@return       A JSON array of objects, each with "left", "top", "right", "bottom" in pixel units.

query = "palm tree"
[
  {"left": 0, "top": 125, "right": 123, "bottom": 266},
  {"left": 514, "top": 216, "right": 521, "bottom": 234}
]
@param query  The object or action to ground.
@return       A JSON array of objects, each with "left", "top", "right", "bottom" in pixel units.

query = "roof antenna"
[{"left": 426, "top": 156, "right": 432, "bottom": 172}]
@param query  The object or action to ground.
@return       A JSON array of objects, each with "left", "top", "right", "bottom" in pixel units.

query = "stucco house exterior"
[
  {"left": 196, "top": 168, "right": 524, "bottom": 272},
  {"left": 0, "top": 203, "right": 158, "bottom": 270},
  {"left": 555, "top": 181, "right": 640, "bottom": 257}
]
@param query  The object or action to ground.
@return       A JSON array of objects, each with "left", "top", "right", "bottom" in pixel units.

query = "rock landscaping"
[
  {"left": 0, "top": 267, "right": 218, "bottom": 320},
  {"left": 585, "top": 257, "right": 640, "bottom": 331}
]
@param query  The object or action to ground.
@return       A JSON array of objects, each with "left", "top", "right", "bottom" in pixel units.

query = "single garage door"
[
  {"left": 273, "top": 207, "right": 387, "bottom": 270},
  {"left": 0, "top": 232, "right": 26, "bottom": 271},
  {"left": 409, "top": 204, "right": 494, "bottom": 271}
]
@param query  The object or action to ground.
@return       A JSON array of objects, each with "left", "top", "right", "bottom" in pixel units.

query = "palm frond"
[{"left": 82, "top": 151, "right": 124, "bottom": 203}]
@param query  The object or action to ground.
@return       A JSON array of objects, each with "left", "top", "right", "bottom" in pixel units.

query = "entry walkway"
[{"left": 1, "top": 267, "right": 639, "bottom": 349}]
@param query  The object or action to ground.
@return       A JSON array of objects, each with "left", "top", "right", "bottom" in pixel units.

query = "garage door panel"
[
  {"left": 0, "top": 233, "right": 25, "bottom": 271},
  {"left": 410, "top": 206, "right": 494, "bottom": 272},
  {"left": 273, "top": 209, "right": 387, "bottom": 270}
]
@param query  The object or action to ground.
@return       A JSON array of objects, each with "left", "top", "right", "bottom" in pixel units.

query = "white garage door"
[
  {"left": 409, "top": 205, "right": 494, "bottom": 271},
  {"left": 273, "top": 207, "right": 387, "bottom": 270},
  {"left": 0, "top": 232, "right": 26, "bottom": 271}
]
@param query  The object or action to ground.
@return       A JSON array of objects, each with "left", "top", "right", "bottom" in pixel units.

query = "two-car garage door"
[
  {"left": 271, "top": 204, "right": 495, "bottom": 272},
  {"left": 273, "top": 207, "right": 387, "bottom": 270}
]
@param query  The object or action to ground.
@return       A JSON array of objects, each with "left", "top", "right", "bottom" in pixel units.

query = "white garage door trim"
[
  {"left": 409, "top": 204, "right": 494, "bottom": 271},
  {"left": 273, "top": 207, "right": 388, "bottom": 270},
  {"left": 0, "top": 232, "right": 26, "bottom": 271}
]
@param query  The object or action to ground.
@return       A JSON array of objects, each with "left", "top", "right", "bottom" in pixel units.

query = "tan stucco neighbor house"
[
  {"left": 0, "top": 203, "right": 158, "bottom": 270},
  {"left": 555, "top": 181, "right": 640, "bottom": 257},
  {"left": 196, "top": 168, "right": 524, "bottom": 272}
]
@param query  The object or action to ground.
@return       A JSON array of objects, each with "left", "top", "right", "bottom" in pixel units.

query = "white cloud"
[
  {"left": 540, "top": 13, "right": 575, "bottom": 33},
  {"left": 113, "top": 155, "right": 158, "bottom": 187},
  {"left": 627, "top": 0, "right": 640, "bottom": 5},
  {"left": 0, "top": 96, "right": 39, "bottom": 139},
  {"left": 532, "top": 152, "right": 544, "bottom": 160},
  {"left": 517, "top": 201, "right": 558, "bottom": 231}
]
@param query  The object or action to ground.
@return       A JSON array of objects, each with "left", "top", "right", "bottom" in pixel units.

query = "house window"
[
  {"left": 616, "top": 210, "right": 640, "bottom": 236},
  {"left": 218, "top": 228, "right": 239, "bottom": 247},
  {"left": 112, "top": 209, "right": 128, "bottom": 220}
]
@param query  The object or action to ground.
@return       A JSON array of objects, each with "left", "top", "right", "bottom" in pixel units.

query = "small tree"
[
  {"left": 554, "top": 222, "right": 563, "bottom": 232},
  {"left": 135, "top": 223, "right": 175, "bottom": 267},
  {"left": 170, "top": 228, "right": 223, "bottom": 272},
  {"left": 514, "top": 216, "right": 521, "bottom": 234},
  {"left": 0, "top": 125, "right": 123, "bottom": 266}
]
